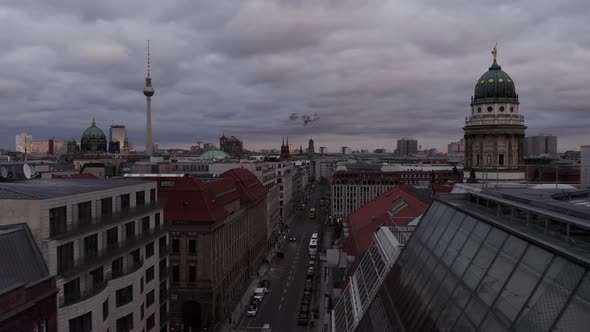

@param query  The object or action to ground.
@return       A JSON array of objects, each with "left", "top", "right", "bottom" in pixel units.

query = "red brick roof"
[
  {"left": 344, "top": 187, "right": 427, "bottom": 258},
  {"left": 148, "top": 169, "right": 266, "bottom": 224}
]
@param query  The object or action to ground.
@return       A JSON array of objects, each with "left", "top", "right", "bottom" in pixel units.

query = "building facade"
[
  {"left": 16, "top": 133, "right": 33, "bottom": 153},
  {"left": 219, "top": 135, "right": 244, "bottom": 158},
  {"left": 464, "top": 47, "right": 526, "bottom": 182},
  {"left": 109, "top": 125, "right": 128, "bottom": 153},
  {"left": 308, "top": 139, "right": 315, "bottom": 158},
  {"left": 524, "top": 134, "right": 557, "bottom": 157},
  {"left": 0, "top": 179, "right": 168, "bottom": 332},
  {"left": 150, "top": 169, "right": 267, "bottom": 331},
  {"left": 331, "top": 170, "right": 459, "bottom": 219},
  {"left": 0, "top": 224, "right": 58, "bottom": 332},
  {"left": 396, "top": 138, "right": 418, "bottom": 156}
]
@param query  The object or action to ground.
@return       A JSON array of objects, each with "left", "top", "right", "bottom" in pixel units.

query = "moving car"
[
  {"left": 254, "top": 288, "right": 265, "bottom": 302},
  {"left": 311, "top": 233, "right": 318, "bottom": 240},
  {"left": 259, "top": 280, "right": 271, "bottom": 294},
  {"left": 289, "top": 235, "right": 297, "bottom": 242},
  {"left": 308, "top": 259, "right": 316, "bottom": 267},
  {"left": 298, "top": 312, "right": 309, "bottom": 326},
  {"left": 247, "top": 303, "right": 258, "bottom": 317}
]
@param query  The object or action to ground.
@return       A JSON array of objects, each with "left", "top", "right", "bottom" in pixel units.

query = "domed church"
[
  {"left": 81, "top": 118, "right": 107, "bottom": 152},
  {"left": 463, "top": 46, "right": 526, "bottom": 182}
]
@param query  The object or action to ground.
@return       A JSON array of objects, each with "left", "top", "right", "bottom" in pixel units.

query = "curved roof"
[
  {"left": 81, "top": 119, "right": 106, "bottom": 141},
  {"left": 200, "top": 150, "right": 230, "bottom": 160},
  {"left": 472, "top": 58, "right": 518, "bottom": 105}
]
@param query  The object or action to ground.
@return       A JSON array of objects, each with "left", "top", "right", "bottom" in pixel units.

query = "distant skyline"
[{"left": 1, "top": 0, "right": 589, "bottom": 152}]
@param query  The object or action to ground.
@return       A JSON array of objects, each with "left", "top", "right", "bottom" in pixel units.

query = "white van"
[{"left": 311, "top": 233, "right": 318, "bottom": 240}]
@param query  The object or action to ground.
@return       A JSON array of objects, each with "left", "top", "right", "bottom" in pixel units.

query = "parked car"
[
  {"left": 304, "top": 279, "right": 313, "bottom": 290},
  {"left": 254, "top": 288, "right": 265, "bottom": 302},
  {"left": 298, "top": 312, "right": 309, "bottom": 326},
  {"left": 247, "top": 304, "right": 258, "bottom": 317},
  {"left": 259, "top": 280, "right": 271, "bottom": 294},
  {"left": 307, "top": 266, "right": 315, "bottom": 275},
  {"left": 308, "top": 260, "right": 316, "bottom": 267}
]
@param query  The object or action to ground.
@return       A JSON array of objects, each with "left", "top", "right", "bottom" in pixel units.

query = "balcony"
[
  {"left": 60, "top": 226, "right": 167, "bottom": 277},
  {"left": 53, "top": 200, "right": 166, "bottom": 241},
  {"left": 59, "top": 260, "right": 143, "bottom": 308}
]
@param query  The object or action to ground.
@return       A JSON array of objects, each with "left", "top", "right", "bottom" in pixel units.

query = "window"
[
  {"left": 120, "top": 194, "right": 130, "bottom": 209},
  {"left": 487, "top": 106, "right": 493, "bottom": 112},
  {"left": 486, "top": 154, "right": 493, "bottom": 165},
  {"left": 49, "top": 206, "right": 67, "bottom": 237},
  {"left": 141, "top": 303, "right": 144, "bottom": 319},
  {"left": 112, "top": 257, "right": 124, "bottom": 278},
  {"left": 172, "top": 265, "right": 179, "bottom": 282},
  {"left": 58, "top": 242, "right": 74, "bottom": 274},
  {"left": 146, "top": 289, "right": 155, "bottom": 308},
  {"left": 64, "top": 278, "right": 80, "bottom": 304},
  {"left": 172, "top": 239, "right": 179, "bottom": 254},
  {"left": 69, "top": 312, "right": 91, "bottom": 332},
  {"left": 125, "top": 221, "right": 135, "bottom": 240},
  {"left": 159, "top": 236, "right": 167, "bottom": 255},
  {"left": 78, "top": 201, "right": 92, "bottom": 224},
  {"left": 510, "top": 106, "right": 514, "bottom": 112},
  {"left": 189, "top": 265, "right": 196, "bottom": 283},
  {"left": 136, "top": 191, "right": 145, "bottom": 206},
  {"left": 150, "top": 188, "right": 156, "bottom": 202},
  {"left": 499, "top": 153, "right": 505, "bottom": 165},
  {"left": 500, "top": 106, "right": 505, "bottom": 112},
  {"left": 160, "top": 281, "right": 168, "bottom": 302},
  {"left": 159, "top": 258, "right": 167, "bottom": 279},
  {"left": 103, "top": 299, "right": 109, "bottom": 321},
  {"left": 146, "top": 242, "right": 155, "bottom": 258},
  {"left": 142, "top": 216, "right": 150, "bottom": 233},
  {"left": 147, "top": 314, "right": 155, "bottom": 331},
  {"left": 90, "top": 266, "right": 104, "bottom": 289},
  {"left": 101, "top": 197, "right": 113, "bottom": 216},
  {"left": 141, "top": 277, "right": 144, "bottom": 293},
  {"left": 116, "top": 285, "right": 133, "bottom": 307},
  {"left": 476, "top": 153, "right": 480, "bottom": 166},
  {"left": 107, "top": 227, "right": 119, "bottom": 249},
  {"left": 155, "top": 213, "right": 161, "bottom": 228},
  {"left": 146, "top": 266, "right": 155, "bottom": 283},
  {"left": 477, "top": 107, "right": 482, "bottom": 113},
  {"left": 84, "top": 234, "right": 98, "bottom": 259},
  {"left": 188, "top": 239, "right": 196, "bottom": 254},
  {"left": 116, "top": 313, "right": 133, "bottom": 332}
]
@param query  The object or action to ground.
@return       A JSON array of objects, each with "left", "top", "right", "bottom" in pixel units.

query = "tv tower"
[{"left": 143, "top": 40, "right": 155, "bottom": 156}]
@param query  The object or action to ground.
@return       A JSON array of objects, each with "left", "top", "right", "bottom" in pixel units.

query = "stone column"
[{"left": 464, "top": 135, "right": 470, "bottom": 169}]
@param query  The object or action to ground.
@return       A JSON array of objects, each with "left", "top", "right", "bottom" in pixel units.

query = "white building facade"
[{"left": 0, "top": 179, "right": 169, "bottom": 332}]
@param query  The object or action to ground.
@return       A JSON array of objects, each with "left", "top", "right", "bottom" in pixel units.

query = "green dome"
[
  {"left": 473, "top": 59, "right": 518, "bottom": 105},
  {"left": 82, "top": 119, "right": 106, "bottom": 140},
  {"left": 200, "top": 150, "right": 230, "bottom": 160}
]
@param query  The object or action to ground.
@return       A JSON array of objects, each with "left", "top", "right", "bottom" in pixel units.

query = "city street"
[{"left": 236, "top": 185, "right": 328, "bottom": 332}]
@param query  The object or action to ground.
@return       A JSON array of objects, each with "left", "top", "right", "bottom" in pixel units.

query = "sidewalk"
[{"left": 220, "top": 242, "right": 281, "bottom": 332}]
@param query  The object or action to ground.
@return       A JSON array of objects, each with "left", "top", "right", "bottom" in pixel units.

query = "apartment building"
[{"left": 0, "top": 179, "right": 168, "bottom": 332}]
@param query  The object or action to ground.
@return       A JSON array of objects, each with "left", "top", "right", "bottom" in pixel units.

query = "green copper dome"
[
  {"left": 473, "top": 58, "right": 518, "bottom": 105},
  {"left": 199, "top": 150, "right": 230, "bottom": 160},
  {"left": 80, "top": 119, "right": 107, "bottom": 152},
  {"left": 82, "top": 119, "right": 106, "bottom": 140}
]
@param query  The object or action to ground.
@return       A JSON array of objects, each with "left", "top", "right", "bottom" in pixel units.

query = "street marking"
[{"left": 278, "top": 304, "right": 282, "bottom": 311}]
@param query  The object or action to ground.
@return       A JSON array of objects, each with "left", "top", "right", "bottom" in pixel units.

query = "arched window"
[{"left": 486, "top": 154, "right": 493, "bottom": 165}]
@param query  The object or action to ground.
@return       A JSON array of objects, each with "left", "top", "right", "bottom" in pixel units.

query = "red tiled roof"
[
  {"left": 344, "top": 187, "right": 428, "bottom": 259},
  {"left": 221, "top": 168, "right": 267, "bottom": 202},
  {"left": 432, "top": 184, "right": 454, "bottom": 193},
  {"left": 146, "top": 169, "right": 266, "bottom": 224}
]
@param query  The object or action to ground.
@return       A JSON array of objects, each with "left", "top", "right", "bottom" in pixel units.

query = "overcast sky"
[{"left": 1, "top": 0, "right": 589, "bottom": 152}]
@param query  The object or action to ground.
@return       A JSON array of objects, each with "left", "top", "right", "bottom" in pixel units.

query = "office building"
[
  {"left": 447, "top": 138, "right": 465, "bottom": 154},
  {"left": 147, "top": 169, "right": 267, "bottom": 331},
  {"left": 335, "top": 187, "right": 590, "bottom": 332},
  {"left": 396, "top": 138, "right": 418, "bottom": 156},
  {"left": 109, "top": 125, "right": 128, "bottom": 153},
  {"left": 524, "top": 135, "right": 557, "bottom": 157},
  {"left": 320, "top": 147, "right": 328, "bottom": 155},
  {"left": 0, "top": 179, "right": 168, "bottom": 332},
  {"left": 308, "top": 139, "right": 315, "bottom": 158},
  {"left": 15, "top": 133, "right": 32, "bottom": 153},
  {"left": 341, "top": 147, "right": 352, "bottom": 155},
  {"left": 219, "top": 134, "right": 244, "bottom": 158},
  {"left": 582, "top": 145, "right": 590, "bottom": 189}
]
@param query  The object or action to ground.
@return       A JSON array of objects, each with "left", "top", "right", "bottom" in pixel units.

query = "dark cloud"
[{"left": 0, "top": 0, "right": 589, "bottom": 152}]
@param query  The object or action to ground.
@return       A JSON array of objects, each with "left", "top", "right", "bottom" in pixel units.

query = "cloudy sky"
[{"left": 1, "top": 0, "right": 589, "bottom": 152}]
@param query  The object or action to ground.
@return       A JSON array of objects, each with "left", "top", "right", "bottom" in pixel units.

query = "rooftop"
[
  {"left": 0, "top": 178, "right": 152, "bottom": 200},
  {"left": 0, "top": 224, "right": 49, "bottom": 292}
]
